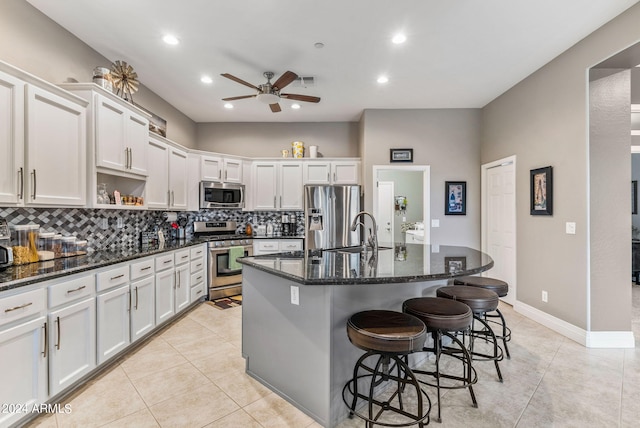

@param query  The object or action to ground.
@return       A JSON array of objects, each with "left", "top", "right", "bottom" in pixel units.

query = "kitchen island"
[{"left": 238, "top": 244, "right": 493, "bottom": 428}]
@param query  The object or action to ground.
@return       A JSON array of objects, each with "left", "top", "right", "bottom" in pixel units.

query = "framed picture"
[
  {"left": 444, "top": 256, "right": 467, "bottom": 274},
  {"left": 390, "top": 148, "right": 413, "bottom": 163},
  {"left": 530, "top": 166, "right": 553, "bottom": 215},
  {"left": 445, "top": 181, "right": 466, "bottom": 215},
  {"left": 633, "top": 181, "right": 638, "bottom": 215}
]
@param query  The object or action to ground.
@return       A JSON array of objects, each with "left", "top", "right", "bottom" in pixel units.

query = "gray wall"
[
  {"left": 360, "top": 109, "right": 482, "bottom": 248},
  {"left": 481, "top": 3, "right": 640, "bottom": 331},
  {"left": 195, "top": 122, "right": 359, "bottom": 157},
  {"left": 0, "top": 0, "right": 197, "bottom": 148}
]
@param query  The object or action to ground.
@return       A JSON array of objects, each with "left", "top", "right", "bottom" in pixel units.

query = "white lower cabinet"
[
  {"left": 155, "top": 262, "right": 175, "bottom": 325},
  {"left": 96, "top": 284, "right": 130, "bottom": 365},
  {"left": 130, "top": 276, "right": 155, "bottom": 343},
  {"left": 0, "top": 315, "right": 47, "bottom": 427},
  {"left": 253, "top": 239, "right": 304, "bottom": 255},
  {"left": 48, "top": 297, "right": 95, "bottom": 395},
  {"left": 175, "top": 249, "right": 191, "bottom": 313},
  {"left": 190, "top": 245, "right": 206, "bottom": 303}
]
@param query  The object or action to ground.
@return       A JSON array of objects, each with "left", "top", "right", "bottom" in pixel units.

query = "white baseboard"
[{"left": 514, "top": 301, "right": 636, "bottom": 349}]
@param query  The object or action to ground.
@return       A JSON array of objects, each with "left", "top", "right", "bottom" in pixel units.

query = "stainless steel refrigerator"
[{"left": 304, "top": 185, "right": 361, "bottom": 250}]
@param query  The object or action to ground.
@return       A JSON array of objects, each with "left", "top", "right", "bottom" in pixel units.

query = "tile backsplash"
[{"left": 0, "top": 207, "right": 305, "bottom": 251}]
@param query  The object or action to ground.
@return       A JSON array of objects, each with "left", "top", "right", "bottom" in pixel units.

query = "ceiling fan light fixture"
[
  {"left": 162, "top": 34, "right": 180, "bottom": 45},
  {"left": 256, "top": 92, "right": 280, "bottom": 104}
]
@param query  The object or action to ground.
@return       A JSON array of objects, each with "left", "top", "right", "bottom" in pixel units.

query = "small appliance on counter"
[
  {"left": 0, "top": 219, "right": 13, "bottom": 269},
  {"left": 281, "top": 214, "right": 298, "bottom": 237}
]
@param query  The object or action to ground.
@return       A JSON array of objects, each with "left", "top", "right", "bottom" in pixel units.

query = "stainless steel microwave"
[{"left": 200, "top": 181, "right": 245, "bottom": 209}]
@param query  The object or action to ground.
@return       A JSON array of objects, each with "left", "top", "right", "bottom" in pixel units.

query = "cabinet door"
[
  {"left": 201, "top": 155, "right": 223, "bottom": 182},
  {"left": 146, "top": 138, "right": 170, "bottom": 209},
  {"left": 125, "top": 111, "right": 149, "bottom": 176},
  {"left": 253, "top": 162, "right": 278, "bottom": 210},
  {"left": 332, "top": 161, "right": 360, "bottom": 184},
  {"left": 175, "top": 264, "right": 190, "bottom": 313},
  {"left": 130, "top": 276, "right": 155, "bottom": 343},
  {"left": 0, "top": 316, "right": 47, "bottom": 428},
  {"left": 25, "top": 85, "right": 86, "bottom": 206},
  {"left": 0, "top": 70, "right": 24, "bottom": 205},
  {"left": 95, "top": 93, "right": 126, "bottom": 171},
  {"left": 279, "top": 162, "right": 303, "bottom": 210},
  {"left": 96, "top": 284, "right": 130, "bottom": 364},
  {"left": 169, "top": 148, "right": 188, "bottom": 210},
  {"left": 223, "top": 158, "right": 243, "bottom": 183},
  {"left": 303, "top": 162, "right": 331, "bottom": 184},
  {"left": 49, "top": 298, "right": 96, "bottom": 396},
  {"left": 155, "top": 268, "right": 175, "bottom": 324}
]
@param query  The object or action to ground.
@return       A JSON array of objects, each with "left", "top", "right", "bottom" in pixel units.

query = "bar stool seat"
[
  {"left": 343, "top": 310, "right": 431, "bottom": 427},
  {"left": 403, "top": 297, "right": 477, "bottom": 423},
  {"left": 453, "top": 276, "right": 512, "bottom": 358},
  {"left": 436, "top": 286, "right": 503, "bottom": 382}
]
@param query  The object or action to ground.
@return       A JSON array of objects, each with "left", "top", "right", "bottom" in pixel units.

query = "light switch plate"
[
  {"left": 290, "top": 285, "right": 299, "bottom": 305},
  {"left": 565, "top": 222, "right": 576, "bottom": 235},
  {"left": 431, "top": 219, "right": 440, "bottom": 228}
]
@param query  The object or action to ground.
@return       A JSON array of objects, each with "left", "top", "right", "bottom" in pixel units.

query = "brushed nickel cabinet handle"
[
  {"left": 225, "top": 170, "right": 228, "bottom": 180},
  {"left": 273, "top": 196, "right": 276, "bottom": 207},
  {"left": 135, "top": 286, "right": 139, "bottom": 310},
  {"left": 141, "top": 266, "right": 152, "bottom": 271},
  {"left": 196, "top": 276, "right": 202, "bottom": 281},
  {"left": 128, "top": 290, "right": 131, "bottom": 312},
  {"left": 280, "top": 196, "right": 282, "bottom": 208},
  {"left": 110, "top": 274, "right": 124, "bottom": 281},
  {"left": 196, "top": 289, "right": 202, "bottom": 295},
  {"left": 219, "top": 170, "right": 222, "bottom": 180},
  {"left": 129, "top": 148, "right": 133, "bottom": 169},
  {"left": 333, "top": 172, "right": 336, "bottom": 182},
  {"left": 31, "top": 169, "right": 36, "bottom": 199},
  {"left": 181, "top": 255, "right": 188, "bottom": 259},
  {"left": 18, "top": 167, "right": 24, "bottom": 199},
  {"left": 55, "top": 316, "right": 61, "bottom": 350},
  {"left": 4, "top": 302, "right": 33, "bottom": 313},
  {"left": 42, "top": 322, "right": 47, "bottom": 358},
  {"left": 163, "top": 259, "right": 172, "bottom": 264},
  {"left": 327, "top": 172, "right": 330, "bottom": 182},
  {"left": 66, "top": 285, "right": 86, "bottom": 294}
]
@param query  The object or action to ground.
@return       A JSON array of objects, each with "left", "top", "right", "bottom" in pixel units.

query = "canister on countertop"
[
  {"left": 61, "top": 236, "right": 76, "bottom": 257},
  {"left": 75, "top": 240, "right": 88, "bottom": 256},
  {"left": 52, "top": 234, "right": 63, "bottom": 259},
  {"left": 38, "top": 232, "right": 56, "bottom": 261},
  {"left": 12, "top": 224, "right": 40, "bottom": 265}
]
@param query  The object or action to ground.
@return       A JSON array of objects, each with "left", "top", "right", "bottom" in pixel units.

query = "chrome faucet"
[{"left": 350, "top": 211, "right": 378, "bottom": 252}]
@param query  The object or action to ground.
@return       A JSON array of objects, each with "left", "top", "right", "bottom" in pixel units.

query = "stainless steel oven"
[{"left": 194, "top": 221, "right": 253, "bottom": 300}]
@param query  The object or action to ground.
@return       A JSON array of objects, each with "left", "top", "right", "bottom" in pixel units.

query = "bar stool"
[
  {"left": 454, "top": 276, "right": 512, "bottom": 359},
  {"left": 436, "top": 285, "right": 503, "bottom": 382},
  {"left": 402, "top": 297, "right": 477, "bottom": 423},
  {"left": 343, "top": 310, "right": 431, "bottom": 427}
]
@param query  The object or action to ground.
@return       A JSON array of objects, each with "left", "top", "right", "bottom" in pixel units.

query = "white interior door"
[
  {"left": 482, "top": 157, "right": 516, "bottom": 305},
  {"left": 376, "top": 181, "right": 394, "bottom": 244}
]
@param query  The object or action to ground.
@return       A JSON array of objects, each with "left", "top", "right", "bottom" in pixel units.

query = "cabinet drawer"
[
  {"left": 130, "top": 257, "right": 155, "bottom": 280},
  {"left": 49, "top": 274, "right": 95, "bottom": 308},
  {"left": 0, "top": 288, "right": 46, "bottom": 327},
  {"left": 190, "top": 284, "right": 205, "bottom": 302},
  {"left": 256, "top": 241, "right": 279, "bottom": 252},
  {"left": 190, "top": 258, "right": 205, "bottom": 273},
  {"left": 96, "top": 265, "right": 130, "bottom": 292},
  {"left": 155, "top": 253, "right": 174, "bottom": 271},
  {"left": 280, "top": 240, "right": 303, "bottom": 251},
  {"left": 175, "top": 249, "right": 190, "bottom": 265},
  {"left": 190, "top": 245, "right": 205, "bottom": 259},
  {"left": 190, "top": 271, "right": 205, "bottom": 287}
]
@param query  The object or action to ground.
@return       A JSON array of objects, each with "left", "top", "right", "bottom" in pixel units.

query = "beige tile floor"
[{"left": 26, "top": 285, "right": 640, "bottom": 428}]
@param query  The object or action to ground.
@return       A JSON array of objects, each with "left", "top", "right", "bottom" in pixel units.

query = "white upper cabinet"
[
  {"left": 25, "top": 85, "right": 87, "bottom": 206},
  {"left": 279, "top": 162, "right": 304, "bottom": 210},
  {"left": 201, "top": 154, "right": 243, "bottom": 183},
  {"left": 0, "top": 69, "right": 24, "bottom": 205},
  {"left": 250, "top": 161, "right": 303, "bottom": 211},
  {"left": 252, "top": 162, "right": 278, "bottom": 210},
  {"left": 169, "top": 147, "right": 188, "bottom": 210},
  {"left": 147, "top": 135, "right": 187, "bottom": 211},
  {"left": 303, "top": 160, "right": 360, "bottom": 185}
]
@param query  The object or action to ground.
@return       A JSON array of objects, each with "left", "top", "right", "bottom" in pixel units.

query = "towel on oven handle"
[{"left": 228, "top": 246, "right": 244, "bottom": 270}]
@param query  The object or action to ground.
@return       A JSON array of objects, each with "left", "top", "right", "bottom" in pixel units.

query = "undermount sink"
[{"left": 326, "top": 246, "right": 392, "bottom": 254}]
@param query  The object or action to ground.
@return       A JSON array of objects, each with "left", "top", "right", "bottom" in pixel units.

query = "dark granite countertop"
[
  {"left": 0, "top": 239, "right": 209, "bottom": 293},
  {"left": 238, "top": 243, "right": 493, "bottom": 285}
]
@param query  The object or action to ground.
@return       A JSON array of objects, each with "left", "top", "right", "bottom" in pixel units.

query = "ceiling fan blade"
[
  {"left": 281, "top": 93, "right": 321, "bottom": 103},
  {"left": 221, "top": 73, "right": 260, "bottom": 90},
  {"left": 222, "top": 95, "right": 257, "bottom": 101},
  {"left": 272, "top": 71, "right": 298, "bottom": 91},
  {"left": 269, "top": 103, "right": 282, "bottom": 113}
]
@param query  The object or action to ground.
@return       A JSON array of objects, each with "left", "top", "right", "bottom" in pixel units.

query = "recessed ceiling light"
[
  {"left": 224, "top": 103, "right": 234, "bottom": 109},
  {"left": 201, "top": 76, "right": 213, "bottom": 84},
  {"left": 291, "top": 103, "right": 301, "bottom": 109},
  {"left": 162, "top": 34, "right": 180, "bottom": 45},
  {"left": 377, "top": 76, "right": 389, "bottom": 84},
  {"left": 392, "top": 34, "right": 406, "bottom": 44}
]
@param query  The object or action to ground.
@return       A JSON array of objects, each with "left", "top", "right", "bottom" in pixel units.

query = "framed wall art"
[
  {"left": 390, "top": 148, "right": 413, "bottom": 163},
  {"left": 445, "top": 181, "right": 466, "bottom": 215},
  {"left": 530, "top": 166, "right": 553, "bottom": 215}
]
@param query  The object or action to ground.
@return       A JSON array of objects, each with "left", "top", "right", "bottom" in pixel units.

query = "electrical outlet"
[
  {"left": 101, "top": 218, "right": 108, "bottom": 230},
  {"left": 290, "top": 285, "right": 299, "bottom": 305},
  {"left": 116, "top": 217, "right": 124, "bottom": 229},
  {"left": 431, "top": 219, "right": 440, "bottom": 228},
  {"left": 565, "top": 222, "right": 576, "bottom": 234},
  {"left": 542, "top": 290, "right": 548, "bottom": 302}
]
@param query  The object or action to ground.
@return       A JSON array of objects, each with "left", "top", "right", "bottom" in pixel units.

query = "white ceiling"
[{"left": 26, "top": 0, "right": 639, "bottom": 123}]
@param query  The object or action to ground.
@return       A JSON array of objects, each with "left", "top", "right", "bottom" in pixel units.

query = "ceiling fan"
[{"left": 220, "top": 71, "right": 320, "bottom": 113}]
